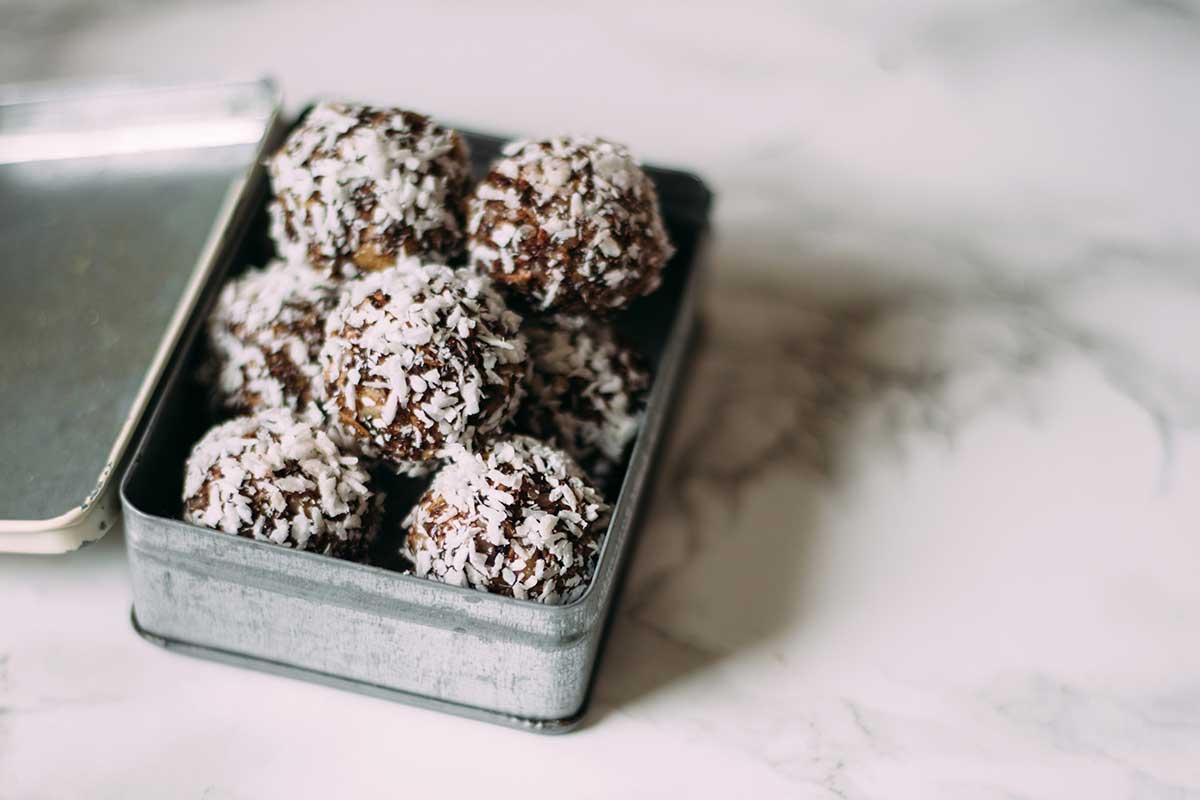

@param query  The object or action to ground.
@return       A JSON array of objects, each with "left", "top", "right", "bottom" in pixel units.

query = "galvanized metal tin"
[
  {"left": 121, "top": 122, "right": 712, "bottom": 730},
  {"left": 0, "top": 79, "right": 279, "bottom": 553}
]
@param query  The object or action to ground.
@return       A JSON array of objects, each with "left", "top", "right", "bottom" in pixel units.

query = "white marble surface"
[{"left": 4, "top": 1, "right": 1200, "bottom": 796}]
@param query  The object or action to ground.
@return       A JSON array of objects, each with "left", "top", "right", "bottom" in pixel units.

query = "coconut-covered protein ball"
[
  {"left": 467, "top": 136, "right": 674, "bottom": 313},
  {"left": 268, "top": 102, "right": 472, "bottom": 279},
  {"left": 320, "top": 263, "right": 527, "bottom": 475},
  {"left": 182, "top": 409, "right": 380, "bottom": 561},
  {"left": 404, "top": 436, "right": 610, "bottom": 604},
  {"left": 518, "top": 315, "right": 650, "bottom": 482},
  {"left": 206, "top": 259, "right": 339, "bottom": 421}
]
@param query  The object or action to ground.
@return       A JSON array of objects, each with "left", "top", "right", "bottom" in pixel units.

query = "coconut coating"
[
  {"left": 268, "top": 103, "right": 472, "bottom": 279},
  {"left": 518, "top": 315, "right": 650, "bottom": 482},
  {"left": 206, "top": 259, "right": 339, "bottom": 422},
  {"left": 320, "top": 263, "right": 527, "bottom": 475},
  {"left": 467, "top": 136, "right": 674, "bottom": 313},
  {"left": 182, "top": 409, "right": 380, "bottom": 561},
  {"left": 404, "top": 436, "right": 610, "bottom": 604}
]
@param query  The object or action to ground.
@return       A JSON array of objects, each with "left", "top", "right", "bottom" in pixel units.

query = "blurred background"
[
  {"left": 4, "top": 0, "right": 1198, "bottom": 296},
  {"left": 3, "top": 1, "right": 1200, "bottom": 797}
]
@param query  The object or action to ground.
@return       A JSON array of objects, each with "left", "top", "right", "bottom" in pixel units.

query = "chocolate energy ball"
[
  {"left": 404, "top": 436, "right": 610, "bottom": 604},
  {"left": 182, "top": 409, "right": 380, "bottom": 561},
  {"left": 467, "top": 136, "right": 674, "bottom": 313},
  {"left": 320, "top": 263, "right": 527, "bottom": 476},
  {"left": 268, "top": 102, "right": 471, "bottom": 279},
  {"left": 206, "top": 259, "right": 339, "bottom": 422},
  {"left": 518, "top": 315, "right": 650, "bottom": 482}
]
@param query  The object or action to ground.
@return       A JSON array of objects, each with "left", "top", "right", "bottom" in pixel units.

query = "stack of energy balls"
[{"left": 182, "top": 102, "right": 672, "bottom": 605}]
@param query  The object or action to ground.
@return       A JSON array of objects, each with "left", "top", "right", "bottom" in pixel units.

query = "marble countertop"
[{"left": 3, "top": 1, "right": 1200, "bottom": 797}]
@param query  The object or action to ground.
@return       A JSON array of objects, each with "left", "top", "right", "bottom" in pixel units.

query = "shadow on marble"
[
  {"left": 585, "top": 278, "right": 875, "bottom": 722},
  {"left": 581, "top": 243, "right": 1200, "bottom": 725}
]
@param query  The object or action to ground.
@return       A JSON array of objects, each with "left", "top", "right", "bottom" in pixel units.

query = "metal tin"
[
  {"left": 0, "top": 79, "right": 280, "bottom": 553},
  {"left": 121, "top": 123, "right": 713, "bottom": 730}
]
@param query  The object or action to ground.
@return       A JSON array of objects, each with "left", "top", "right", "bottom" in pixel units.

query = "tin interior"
[{"left": 122, "top": 126, "right": 712, "bottom": 597}]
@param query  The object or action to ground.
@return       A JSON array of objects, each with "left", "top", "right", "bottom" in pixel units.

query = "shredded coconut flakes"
[
  {"left": 518, "top": 314, "right": 650, "bottom": 482},
  {"left": 467, "top": 136, "right": 674, "bottom": 313},
  {"left": 404, "top": 436, "right": 610, "bottom": 604},
  {"left": 319, "top": 262, "right": 528, "bottom": 475},
  {"left": 268, "top": 103, "right": 471, "bottom": 279},
  {"left": 182, "top": 408, "right": 380, "bottom": 560},
  {"left": 205, "top": 259, "right": 339, "bottom": 423}
]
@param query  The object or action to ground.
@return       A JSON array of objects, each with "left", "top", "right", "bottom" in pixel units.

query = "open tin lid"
[{"left": 0, "top": 78, "right": 280, "bottom": 553}]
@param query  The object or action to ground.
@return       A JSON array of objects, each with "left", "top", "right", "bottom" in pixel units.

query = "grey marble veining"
[{"left": 2, "top": 1, "right": 1199, "bottom": 797}]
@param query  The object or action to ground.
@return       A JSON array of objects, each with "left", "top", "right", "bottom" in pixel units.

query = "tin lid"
[{"left": 0, "top": 79, "right": 279, "bottom": 553}]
